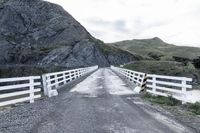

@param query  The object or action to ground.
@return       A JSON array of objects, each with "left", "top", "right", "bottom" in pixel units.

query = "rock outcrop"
[{"left": 0, "top": 0, "right": 138, "bottom": 77}]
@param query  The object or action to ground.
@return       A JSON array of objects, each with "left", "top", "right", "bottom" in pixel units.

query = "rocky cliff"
[{"left": 0, "top": 0, "right": 138, "bottom": 77}]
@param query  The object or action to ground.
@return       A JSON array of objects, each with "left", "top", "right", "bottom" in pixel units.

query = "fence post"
[
  {"left": 42, "top": 74, "right": 48, "bottom": 96},
  {"left": 81, "top": 69, "right": 84, "bottom": 76},
  {"left": 182, "top": 78, "right": 187, "bottom": 103},
  {"left": 29, "top": 77, "right": 34, "bottom": 103},
  {"left": 78, "top": 69, "right": 81, "bottom": 77},
  {"left": 152, "top": 75, "right": 156, "bottom": 93},
  {"left": 54, "top": 75, "right": 59, "bottom": 88},
  {"left": 136, "top": 74, "right": 140, "bottom": 86},
  {"left": 121, "top": 69, "right": 124, "bottom": 75},
  {"left": 76, "top": 70, "right": 79, "bottom": 78},
  {"left": 69, "top": 71, "right": 72, "bottom": 81},
  {"left": 141, "top": 74, "right": 147, "bottom": 90},
  {"left": 125, "top": 70, "right": 128, "bottom": 79},
  {"left": 64, "top": 73, "right": 67, "bottom": 84}
]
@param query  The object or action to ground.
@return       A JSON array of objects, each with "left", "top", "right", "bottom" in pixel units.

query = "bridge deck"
[{"left": 0, "top": 68, "right": 192, "bottom": 133}]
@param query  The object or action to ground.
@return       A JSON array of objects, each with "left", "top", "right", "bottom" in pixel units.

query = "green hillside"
[
  {"left": 108, "top": 37, "right": 200, "bottom": 87},
  {"left": 109, "top": 37, "right": 200, "bottom": 61}
]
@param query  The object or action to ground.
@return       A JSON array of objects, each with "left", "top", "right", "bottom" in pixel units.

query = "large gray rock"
[{"left": 0, "top": 0, "right": 138, "bottom": 76}]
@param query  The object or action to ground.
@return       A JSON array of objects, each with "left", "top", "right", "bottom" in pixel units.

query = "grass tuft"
[
  {"left": 185, "top": 102, "right": 200, "bottom": 115},
  {"left": 143, "top": 93, "right": 181, "bottom": 106}
]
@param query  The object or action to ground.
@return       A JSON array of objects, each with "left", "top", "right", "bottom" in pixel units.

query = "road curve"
[{"left": 0, "top": 68, "right": 193, "bottom": 133}]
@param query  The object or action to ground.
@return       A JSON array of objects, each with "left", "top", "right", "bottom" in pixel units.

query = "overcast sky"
[{"left": 46, "top": 0, "right": 200, "bottom": 47}]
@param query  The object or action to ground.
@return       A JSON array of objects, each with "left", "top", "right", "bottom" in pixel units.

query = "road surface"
[{"left": 0, "top": 68, "right": 193, "bottom": 133}]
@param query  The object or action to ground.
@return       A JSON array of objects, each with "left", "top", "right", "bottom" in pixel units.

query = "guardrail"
[
  {"left": 42, "top": 65, "right": 98, "bottom": 97},
  {"left": 111, "top": 66, "right": 146, "bottom": 88},
  {"left": 0, "top": 76, "right": 41, "bottom": 107},
  {"left": 146, "top": 74, "right": 192, "bottom": 103},
  {"left": 111, "top": 66, "right": 200, "bottom": 103}
]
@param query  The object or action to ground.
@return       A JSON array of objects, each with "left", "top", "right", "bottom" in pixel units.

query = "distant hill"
[
  {"left": 108, "top": 37, "right": 200, "bottom": 61},
  {"left": 108, "top": 37, "right": 200, "bottom": 87}
]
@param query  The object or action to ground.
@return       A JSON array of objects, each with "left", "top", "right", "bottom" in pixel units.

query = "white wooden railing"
[
  {"left": 42, "top": 65, "right": 98, "bottom": 97},
  {"left": 0, "top": 76, "right": 41, "bottom": 107},
  {"left": 111, "top": 66, "right": 146, "bottom": 88},
  {"left": 111, "top": 66, "right": 200, "bottom": 103},
  {"left": 146, "top": 74, "right": 192, "bottom": 103}
]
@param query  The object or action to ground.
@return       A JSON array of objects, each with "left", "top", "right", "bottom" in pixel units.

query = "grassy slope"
[
  {"left": 109, "top": 37, "right": 200, "bottom": 87},
  {"left": 109, "top": 37, "right": 200, "bottom": 60},
  {"left": 123, "top": 61, "right": 197, "bottom": 77}
]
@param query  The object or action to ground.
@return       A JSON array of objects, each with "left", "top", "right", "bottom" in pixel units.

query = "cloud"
[
  {"left": 46, "top": 0, "right": 200, "bottom": 47},
  {"left": 87, "top": 19, "right": 129, "bottom": 32}
]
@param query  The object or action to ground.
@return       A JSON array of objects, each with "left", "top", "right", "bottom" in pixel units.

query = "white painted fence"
[
  {"left": 146, "top": 74, "right": 193, "bottom": 103},
  {"left": 42, "top": 65, "right": 98, "bottom": 97},
  {"left": 111, "top": 66, "right": 200, "bottom": 103},
  {"left": 111, "top": 66, "right": 146, "bottom": 88},
  {"left": 0, "top": 76, "right": 41, "bottom": 107}
]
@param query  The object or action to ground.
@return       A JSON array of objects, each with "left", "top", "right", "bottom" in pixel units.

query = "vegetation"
[
  {"left": 193, "top": 56, "right": 200, "bottom": 69},
  {"left": 39, "top": 45, "right": 64, "bottom": 53},
  {"left": 123, "top": 61, "right": 198, "bottom": 78},
  {"left": 185, "top": 102, "right": 200, "bottom": 115},
  {"left": 109, "top": 37, "right": 200, "bottom": 61},
  {"left": 143, "top": 93, "right": 200, "bottom": 115},
  {"left": 143, "top": 93, "right": 181, "bottom": 106},
  {"left": 98, "top": 44, "right": 119, "bottom": 55},
  {"left": 97, "top": 42, "right": 125, "bottom": 55}
]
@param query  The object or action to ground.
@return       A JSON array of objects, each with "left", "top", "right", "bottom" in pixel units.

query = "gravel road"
[{"left": 0, "top": 68, "right": 194, "bottom": 133}]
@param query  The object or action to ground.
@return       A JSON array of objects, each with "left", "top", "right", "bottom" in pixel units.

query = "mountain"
[
  {"left": 0, "top": 0, "right": 138, "bottom": 77},
  {"left": 109, "top": 37, "right": 200, "bottom": 61}
]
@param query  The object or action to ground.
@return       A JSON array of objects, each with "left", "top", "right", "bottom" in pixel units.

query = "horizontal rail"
[
  {"left": 47, "top": 75, "right": 66, "bottom": 82},
  {"left": 147, "top": 79, "right": 192, "bottom": 88},
  {"left": 147, "top": 74, "right": 192, "bottom": 81},
  {"left": 47, "top": 78, "right": 71, "bottom": 88},
  {"left": 0, "top": 89, "right": 41, "bottom": 99},
  {"left": 0, "top": 76, "right": 40, "bottom": 83},
  {"left": 126, "top": 75, "right": 144, "bottom": 81},
  {"left": 45, "top": 68, "right": 87, "bottom": 77},
  {"left": 146, "top": 85, "right": 182, "bottom": 94},
  {"left": 0, "top": 82, "right": 41, "bottom": 91},
  {"left": 0, "top": 95, "right": 41, "bottom": 107},
  {"left": 123, "top": 69, "right": 145, "bottom": 75}
]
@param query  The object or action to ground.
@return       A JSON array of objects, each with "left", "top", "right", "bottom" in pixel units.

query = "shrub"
[{"left": 186, "top": 102, "right": 200, "bottom": 115}]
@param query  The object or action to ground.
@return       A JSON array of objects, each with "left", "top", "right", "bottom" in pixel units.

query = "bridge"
[{"left": 0, "top": 66, "right": 200, "bottom": 133}]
